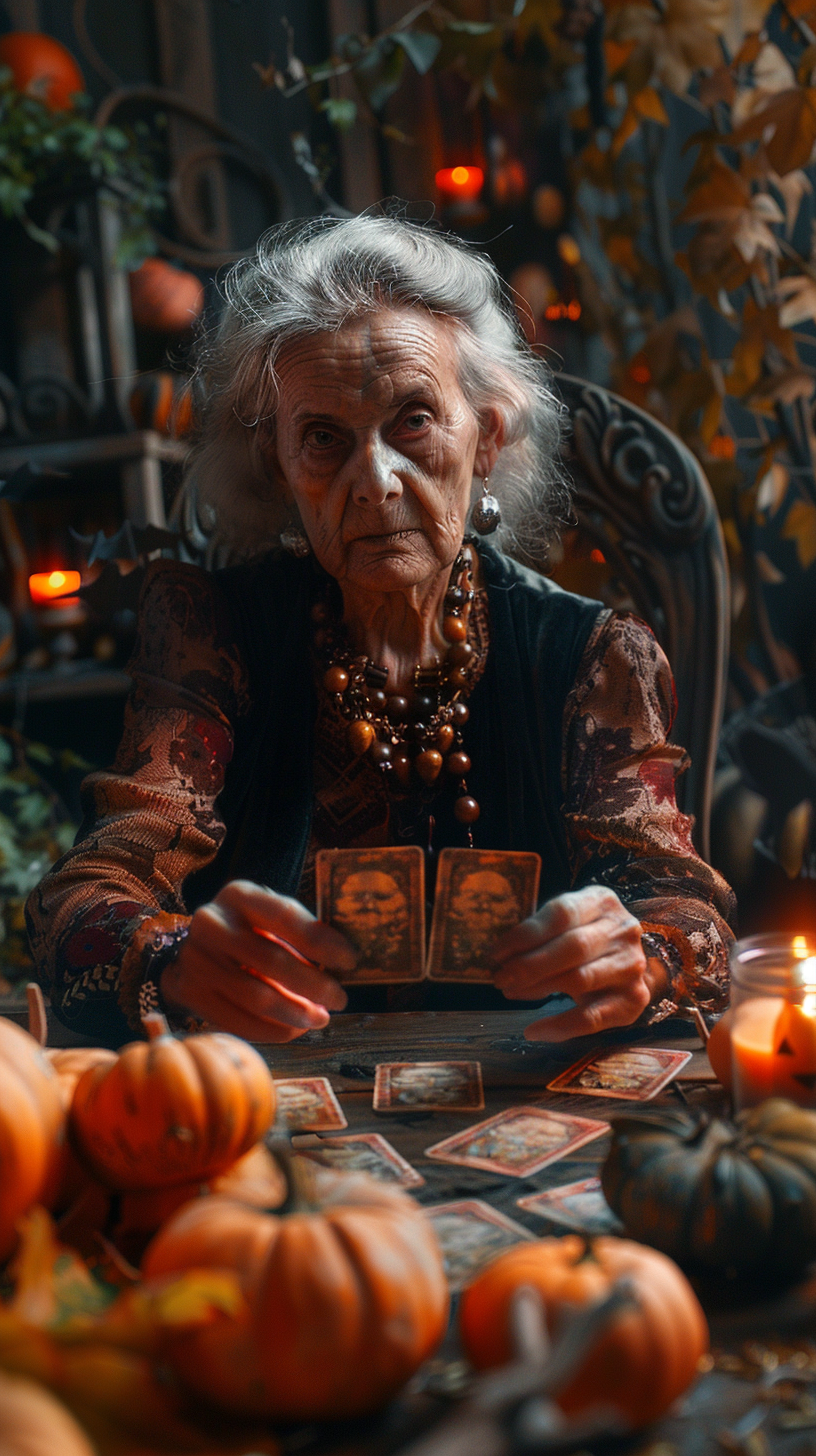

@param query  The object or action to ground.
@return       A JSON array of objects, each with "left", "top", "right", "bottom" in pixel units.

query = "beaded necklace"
[{"left": 311, "top": 545, "right": 483, "bottom": 837}]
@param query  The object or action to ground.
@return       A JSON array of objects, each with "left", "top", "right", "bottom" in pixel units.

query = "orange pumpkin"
[
  {"left": 142, "top": 1159, "right": 449, "bottom": 1421},
  {"left": 0, "top": 1017, "right": 66, "bottom": 1261},
  {"left": 459, "top": 1235, "right": 708, "bottom": 1429},
  {"left": 706, "top": 1009, "right": 732, "bottom": 1088},
  {"left": 129, "top": 371, "right": 194, "bottom": 436},
  {"left": 70, "top": 1014, "right": 276, "bottom": 1191},
  {"left": 0, "top": 1369, "right": 95, "bottom": 1456},
  {"left": 0, "top": 32, "right": 84, "bottom": 111},
  {"left": 129, "top": 258, "right": 204, "bottom": 333}
]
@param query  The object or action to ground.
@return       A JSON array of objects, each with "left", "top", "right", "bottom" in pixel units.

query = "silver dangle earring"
[
  {"left": 470, "top": 477, "right": 501, "bottom": 535},
  {"left": 280, "top": 524, "right": 311, "bottom": 558}
]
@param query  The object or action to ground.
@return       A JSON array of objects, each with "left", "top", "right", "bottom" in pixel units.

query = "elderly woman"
[{"left": 26, "top": 215, "right": 734, "bottom": 1047}]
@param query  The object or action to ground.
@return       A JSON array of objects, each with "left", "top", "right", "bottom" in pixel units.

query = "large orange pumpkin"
[
  {"left": 0, "top": 32, "right": 84, "bottom": 110},
  {"left": 0, "top": 1017, "right": 65, "bottom": 1261},
  {"left": 129, "top": 258, "right": 204, "bottom": 333},
  {"left": 69, "top": 1014, "right": 276, "bottom": 1191},
  {"left": 459, "top": 1235, "right": 708, "bottom": 1429},
  {"left": 142, "top": 1159, "right": 449, "bottom": 1421},
  {"left": 0, "top": 1369, "right": 95, "bottom": 1456}
]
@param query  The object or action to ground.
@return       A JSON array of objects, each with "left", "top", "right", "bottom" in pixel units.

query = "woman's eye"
[
  {"left": 400, "top": 412, "right": 431, "bottom": 432},
  {"left": 304, "top": 428, "right": 337, "bottom": 448}
]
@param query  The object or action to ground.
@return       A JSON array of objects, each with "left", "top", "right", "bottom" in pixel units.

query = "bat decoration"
[
  {"left": 71, "top": 520, "right": 180, "bottom": 565},
  {"left": 0, "top": 463, "right": 70, "bottom": 501},
  {"left": 79, "top": 561, "right": 145, "bottom": 616}
]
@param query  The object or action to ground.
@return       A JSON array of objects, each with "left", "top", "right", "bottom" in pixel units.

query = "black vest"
[{"left": 185, "top": 543, "right": 603, "bottom": 921}]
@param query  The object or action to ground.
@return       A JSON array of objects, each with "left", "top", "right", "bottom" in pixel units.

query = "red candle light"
[
  {"left": 435, "top": 165, "right": 485, "bottom": 203},
  {"left": 28, "top": 569, "right": 81, "bottom": 606}
]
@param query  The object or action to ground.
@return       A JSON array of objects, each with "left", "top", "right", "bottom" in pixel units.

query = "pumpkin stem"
[
  {"left": 26, "top": 983, "right": 48, "bottom": 1048},
  {"left": 142, "top": 1012, "right": 172, "bottom": 1042},
  {"left": 574, "top": 1237, "right": 597, "bottom": 1265}
]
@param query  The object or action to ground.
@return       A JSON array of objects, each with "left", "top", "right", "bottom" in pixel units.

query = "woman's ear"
[{"left": 473, "top": 407, "right": 505, "bottom": 479}]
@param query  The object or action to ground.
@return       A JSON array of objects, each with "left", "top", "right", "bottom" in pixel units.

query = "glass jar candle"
[{"left": 730, "top": 934, "right": 816, "bottom": 1110}]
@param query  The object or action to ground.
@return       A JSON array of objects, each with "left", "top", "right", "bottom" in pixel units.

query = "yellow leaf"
[
  {"left": 781, "top": 498, "right": 816, "bottom": 568},
  {"left": 631, "top": 85, "right": 670, "bottom": 123}
]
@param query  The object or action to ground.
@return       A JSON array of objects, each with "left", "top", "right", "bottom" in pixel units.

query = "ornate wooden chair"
[{"left": 549, "top": 375, "right": 730, "bottom": 863}]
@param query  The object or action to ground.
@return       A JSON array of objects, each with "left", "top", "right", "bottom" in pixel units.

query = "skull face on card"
[
  {"left": 427, "top": 849, "right": 541, "bottom": 981},
  {"left": 316, "top": 846, "right": 425, "bottom": 982}
]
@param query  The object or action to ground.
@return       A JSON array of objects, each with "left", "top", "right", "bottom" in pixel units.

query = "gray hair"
[{"left": 185, "top": 213, "right": 569, "bottom": 562}]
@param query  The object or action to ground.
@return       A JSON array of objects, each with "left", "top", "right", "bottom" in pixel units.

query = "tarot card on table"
[
  {"left": 423, "top": 1200, "right": 534, "bottom": 1290},
  {"left": 517, "top": 1177, "right": 622, "bottom": 1235},
  {"left": 425, "top": 1106, "right": 608, "bottom": 1177},
  {"left": 373, "top": 1061, "right": 484, "bottom": 1112},
  {"left": 291, "top": 1131, "right": 425, "bottom": 1187},
  {"left": 316, "top": 846, "right": 425, "bottom": 983},
  {"left": 273, "top": 1076, "right": 347, "bottom": 1131},
  {"left": 426, "top": 848, "right": 540, "bottom": 981},
  {"left": 546, "top": 1047, "right": 692, "bottom": 1101}
]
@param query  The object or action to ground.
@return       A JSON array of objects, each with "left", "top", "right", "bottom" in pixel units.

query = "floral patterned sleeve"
[
  {"left": 561, "top": 610, "right": 735, "bottom": 1022},
  {"left": 25, "top": 562, "right": 249, "bottom": 1042}
]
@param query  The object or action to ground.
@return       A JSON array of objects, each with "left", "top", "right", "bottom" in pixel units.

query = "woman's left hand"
[{"left": 491, "top": 885, "right": 665, "bottom": 1040}]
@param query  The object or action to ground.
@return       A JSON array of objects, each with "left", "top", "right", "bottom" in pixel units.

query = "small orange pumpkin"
[
  {"left": 0, "top": 1369, "right": 95, "bottom": 1456},
  {"left": 459, "top": 1235, "right": 708, "bottom": 1429},
  {"left": 0, "top": 32, "right": 84, "bottom": 111},
  {"left": 142, "top": 1158, "right": 449, "bottom": 1421},
  {"left": 706, "top": 1009, "right": 732, "bottom": 1089},
  {"left": 129, "top": 258, "right": 204, "bottom": 333},
  {"left": 70, "top": 1014, "right": 276, "bottom": 1191},
  {"left": 0, "top": 1016, "right": 65, "bottom": 1261}
]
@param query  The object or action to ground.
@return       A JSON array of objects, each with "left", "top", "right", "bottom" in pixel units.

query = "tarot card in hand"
[
  {"left": 427, "top": 848, "right": 540, "bottom": 982},
  {"left": 373, "top": 1061, "right": 484, "bottom": 1112},
  {"left": 316, "top": 846, "right": 425, "bottom": 983},
  {"left": 291, "top": 1131, "right": 425, "bottom": 1187},
  {"left": 424, "top": 1200, "right": 534, "bottom": 1291},
  {"left": 546, "top": 1047, "right": 692, "bottom": 1101},
  {"left": 273, "top": 1076, "right": 347, "bottom": 1131},
  {"left": 517, "top": 1177, "right": 622, "bottom": 1235},
  {"left": 425, "top": 1105, "right": 608, "bottom": 1177}
]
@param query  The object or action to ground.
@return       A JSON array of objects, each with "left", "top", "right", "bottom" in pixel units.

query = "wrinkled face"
[
  {"left": 450, "top": 871, "right": 519, "bottom": 933},
  {"left": 334, "top": 871, "right": 408, "bottom": 935},
  {"left": 272, "top": 308, "right": 492, "bottom": 593}
]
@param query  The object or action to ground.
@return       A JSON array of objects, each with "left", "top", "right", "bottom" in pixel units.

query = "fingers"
[
  {"left": 214, "top": 880, "right": 358, "bottom": 973},
  {"left": 494, "top": 914, "right": 644, "bottom": 1000},
  {"left": 524, "top": 984, "right": 650, "bottom": 1041},
  {"left": 492, "top": 885, "right": 625, "bottom": 964},
  {"left": 190, "top": 910, "right": 348, "bottom": 1011},
  {"left": 164, "top": 942, "right": 331, "bottom": 1041}
]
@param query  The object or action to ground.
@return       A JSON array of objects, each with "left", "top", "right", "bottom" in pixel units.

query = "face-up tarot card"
[
  {"left": 373, "top": 1061, "right": 484, "bottom": 1112},
  {"left": 516, "top": 1178, "right": 622, "bottom": 1235},
  {"left": 425, "top": 1106, "right": 608, "bottom": 1177},
  {"left": 273, "top": 1076, "right": 347, "bottom": 1132},
  {"left": 546, "top": 1047, "right": 692, "bottom": 1101},
  {"left": 423, "top": 1200, "right": 535, "bottom": 1290},
  {"left": 316, "top": 846, "right": 425, "bottom": 983},
  {"left": 291, "top": 1132, "right": 425, "bottom": 1187},
  {"left": 426, "top": 848, "right": 540, "bottom": 982}
]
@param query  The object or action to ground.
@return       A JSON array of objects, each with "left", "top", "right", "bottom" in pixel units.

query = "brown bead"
[
  {"left": 416, "top": 748, "right": 443, "bottom": 784},
  {"left": 442, "top": 613, "right": 468, "bottom": 643},
  {"left": 436, "top": 725, "right": 455, "bottom": 753},
  {"left": 454, "top": 795, "right": 480, "bottom": 825},
  {"left": 392, "top": 750, "right": 412, "bottom": 787},
  {"left": 324, "top": 665, "right": 349, "bottom": 694},
  {"left": 311, "top": 601, "right": 329, "bottom": 624},
  {"left": 367, "top": 689, "right": 388, "bottom": 712},
  {"left": 313, "top": 628, "right": 328, "bottom": 650},
  {"left": 412, "top": 692, "right": 435, "bottom": 719},
  {"left": 348, "top": 719, "right": 375, "bottom": 755},
  {"left": 452, "top": 702, "right": 470, "bottom": 727},
  {"left": 386, "top": 695, "right": 409, "bottom": 722},
  {"left": 448, "top": 667, "right": 469, "bottom": 691},
  {"left": 448, "top": 640, "right": 473, "bottom": 667},
  {"left": 446, "top": 750, "right": 471, "bottom": 776},
  {"left": 369, "top": 739, "right": 393, "bottom": 766}
]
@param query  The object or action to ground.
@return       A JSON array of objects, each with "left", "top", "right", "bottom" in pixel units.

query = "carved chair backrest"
[{"left": 549, "top": 375, "right": 730, "bottom": 863}]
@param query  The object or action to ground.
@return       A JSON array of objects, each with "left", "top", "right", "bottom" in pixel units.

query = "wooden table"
[
  {"left": 9, "top": 996, "right": 816, "bottom": 1453},
  {"left": 256, "top": 1010, "right": 816, "bottom": 1456}
]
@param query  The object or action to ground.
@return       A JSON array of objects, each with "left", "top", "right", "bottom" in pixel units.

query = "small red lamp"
[
  {"left": 28, "top": 569, "right": 81, "bottom": 607},
  {"left": 435, "top": 165, "right": 485, "bottom": 204}
]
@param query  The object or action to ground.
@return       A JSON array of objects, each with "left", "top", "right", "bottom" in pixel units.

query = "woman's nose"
[{"left": 349, "top": 435, "right": 404, "bottom": 505}]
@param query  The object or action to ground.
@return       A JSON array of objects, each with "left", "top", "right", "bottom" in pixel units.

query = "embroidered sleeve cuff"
[{"left": 118, "top": 912, "right": 191, "bottom": 1032}]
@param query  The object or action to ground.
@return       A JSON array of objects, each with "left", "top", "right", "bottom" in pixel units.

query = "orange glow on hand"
[
  {"left": 29, "top": 570, "right": 81, "bottom": 605},
  {"left": 435, "top": 165, "right": 484, "bottom": 201}
]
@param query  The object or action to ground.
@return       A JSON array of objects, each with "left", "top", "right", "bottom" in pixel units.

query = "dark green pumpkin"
[{"left": 601, "top": 1098, "right": 816, "bottom": 1275}]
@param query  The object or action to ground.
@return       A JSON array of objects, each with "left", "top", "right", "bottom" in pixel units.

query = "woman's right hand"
[{"left": 160, "top": 880, "right": 355, "bottom": 1042}]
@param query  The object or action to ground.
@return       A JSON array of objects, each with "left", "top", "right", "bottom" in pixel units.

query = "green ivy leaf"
[
  {"left": 319, "top": 96, "right": 357, "bottom": 130},
  {"left": 393, "top": 30, "right": 442, "bottom": 75}
]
